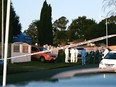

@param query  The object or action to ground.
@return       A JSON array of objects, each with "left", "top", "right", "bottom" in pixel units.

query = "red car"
[{"left": 31, "top": 46, "right": 56, "bottom": 62}]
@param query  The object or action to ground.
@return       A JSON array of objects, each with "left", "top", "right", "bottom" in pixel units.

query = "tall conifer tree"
[
  {"left": 38, "top": 0, "right": 53, "bottom": 46},
  {"left": 0, "top": 1, "right": 22, "bottom": 43}
]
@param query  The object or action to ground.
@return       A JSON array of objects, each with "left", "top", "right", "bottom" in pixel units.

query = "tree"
[
  {"left": 53, "top": 16, "right": 69, "bottom": 32},
  {"left": 54, "top": 31, "right": 68, "bottom": 46},
  {"left": 99, "top": 16, "right": 116, "bottom": 45},
  {"left": 0, "top": 1, "right": 22, "bottom": 43},
  {"left": 24, "top": 20, "right": 39, "bottom": 44},
  {"left": 103, "top": 0, "right": 116, "bottom": 15},
  {"left": 68, "top": 16, "right": 96, "bottom": 42},
  {"left": 37, "top": 0, "right": 53, "bottom": 46},
  {"left": 9, "top": 3, "right": 22, "bottom": 42},
  {"left": 88, "top": 23, "right": 104, "bottom": 39},
  {"left": 52, "top": 16, "right": 69, "bottom": 45},
  {"left": 89, "top": 16, "right": 116, "bottom": 45}
]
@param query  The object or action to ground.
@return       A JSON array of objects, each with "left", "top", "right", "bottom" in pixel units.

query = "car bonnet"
[{"left": 102, "top": 59, "right": 116, "bottom": 64}]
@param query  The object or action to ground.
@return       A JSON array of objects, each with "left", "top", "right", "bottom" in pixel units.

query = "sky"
[{"left": 12, "top": 0, "right": 106, "bottom": 32}]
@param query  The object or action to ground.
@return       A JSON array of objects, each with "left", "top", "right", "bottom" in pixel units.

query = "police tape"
[{"left": 0, "top": 34, "right": 116, "bottom": 60}]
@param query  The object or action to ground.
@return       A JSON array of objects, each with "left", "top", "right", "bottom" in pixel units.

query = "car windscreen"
[
  {"left": 104, "top": 53, "right": 116, "bottom": 59},
  {"left": 39, "top": 47, "right": 47, "bottom": 51},
  {"left": 31, "top": 47, "right": 38, "bottom": 52}
]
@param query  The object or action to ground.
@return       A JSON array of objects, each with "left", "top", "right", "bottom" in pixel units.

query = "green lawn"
[{"left": 7, "top": 60, "right": 82, "bottom": 74}]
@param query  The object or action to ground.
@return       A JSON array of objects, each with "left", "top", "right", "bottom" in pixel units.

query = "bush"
[{"left": 55, "top": 49, "right": 65, "bottom": 63}]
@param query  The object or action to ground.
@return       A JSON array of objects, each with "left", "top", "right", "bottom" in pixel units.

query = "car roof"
[{"left": 76, "top": 47, "right": 84, "bottom": 49}]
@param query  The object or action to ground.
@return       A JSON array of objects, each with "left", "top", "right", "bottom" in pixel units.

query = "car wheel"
[{"left": 40, "top": 57, "right": 45, "bottom": 62}]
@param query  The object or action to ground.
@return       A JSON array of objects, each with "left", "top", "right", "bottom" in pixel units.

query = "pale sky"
[{"left": 12, "top": 0, "right": 106, "bottom": 32}]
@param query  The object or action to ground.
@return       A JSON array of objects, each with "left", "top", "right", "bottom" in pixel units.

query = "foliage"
[
  {"left": 55, "top": 49, "right": 65, "bottom": 63},
  {"left": 89, "top": 16, "right": 116, "bottom": 45},
  {"left": 52, "top": 16, "right": 69, "bottom": 45},
  {"left": 68, "top": 16, "right": 96, "bottom": 42},
  {"left": 37, "top": 0, "right": 53, "bottom": 46},
  {"left": 53, "top": 16, "right": 69, "bottom": 32},
  {"left": 0, "top": 1, "right": 22, "bottom": 43},
  {"left": 24, "top": 20, "right": 39, "bottom": 44},
  {"left": 54, "top": 31, "right": 68, "bottom": 46},
  {"left": 9, "top": 3, "right": 22, "bottom": 42},
  {"left": 103, "top": 0, "right": 116, "bottom": 16},
  {"left": 14, "top": 0, "right": 116, "bottom": 46}
]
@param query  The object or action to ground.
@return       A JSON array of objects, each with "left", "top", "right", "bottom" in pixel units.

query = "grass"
[
  {"left": 7, "top": 60, "right": 82, "bottom": 74},
  {"left": 2, "top": 56, "right": 94, "bottom": 75}
]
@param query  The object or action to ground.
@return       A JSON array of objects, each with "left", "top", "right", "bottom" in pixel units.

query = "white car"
[{"left": 99, "top": 51, "right": 116, "bottom": 69}]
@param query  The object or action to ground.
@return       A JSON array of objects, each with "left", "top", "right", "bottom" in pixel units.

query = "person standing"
[
  {"left": 81, "top": 49, "right": 87, "bottom": 65},
  {"left": 75, "top": 48, "right": 79, "bottom": 63},
  {"left": 95, "top": 49, "right": 100, "bottom": 64},
  {"left": 89, "top": 49, "right": 95, "bottom": 64},
  {"left": 65, "top": 48, "right": 69, "bottom": 63},
  {"left": 70, "top": 48, "right": 75, "bottom": 63}
]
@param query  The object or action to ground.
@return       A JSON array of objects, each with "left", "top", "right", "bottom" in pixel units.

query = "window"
[
  {"left": 39, "top": 47, "right": 47, "bottom": 51},
  {"left": 23, "top": 45, "right": 28, "bottom": 53},
  {"left": 32, "top": 47, "right": 38, "bottom": 52},
  {"left": 14, "top": 45, "right": 20, "bottom": 52},
  {"left": 105, "top": 53, "right": 116, "bottom": 59}
]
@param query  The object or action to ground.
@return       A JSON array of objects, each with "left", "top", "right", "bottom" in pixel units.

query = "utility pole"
[
  {"left": 105, "top": 18, "right": 108, "bottom": 46},
  {"left": 101, "top": 16, "right": 109, "bottom": 46}
]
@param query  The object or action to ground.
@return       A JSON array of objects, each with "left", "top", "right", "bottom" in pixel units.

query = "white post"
[
  {"left": 1, "top": 0, "right": 4, "bottom": 59},
  {"left": 2, "top": 0, "right": 11, "bottom": 87}
]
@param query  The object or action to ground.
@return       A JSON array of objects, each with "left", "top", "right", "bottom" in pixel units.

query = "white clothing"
[
  {"left": 70, "top": 48, "right": 75, "bottom": 63},
  {"left": 75, "top": 49, "right": 79, "bottom": 62},
  {"left": 65, "top": 48, "right": 69, "bottom": 63}
]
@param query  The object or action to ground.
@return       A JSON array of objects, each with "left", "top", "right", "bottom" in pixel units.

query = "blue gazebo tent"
[{"left": 13, "top": 33, "right": 32, "bottom": 44}]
